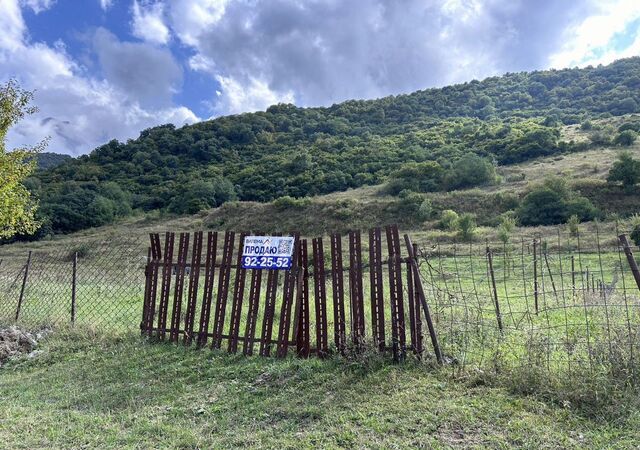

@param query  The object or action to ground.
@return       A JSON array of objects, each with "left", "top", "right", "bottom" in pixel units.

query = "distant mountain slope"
[
  {"left": 28, "top": 57, "right": 640, "bottom": 235},
  {"left": 34, "top": 152, "right": 73, "bottom": 170}
]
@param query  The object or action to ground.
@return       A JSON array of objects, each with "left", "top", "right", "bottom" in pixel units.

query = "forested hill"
[{"left": 28, "top": 57, "right": 640, "bottom": 235}]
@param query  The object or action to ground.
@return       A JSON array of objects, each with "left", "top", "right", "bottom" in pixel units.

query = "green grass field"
[{"left": 0, "top": 328, "right": 639, "bottom": 449}]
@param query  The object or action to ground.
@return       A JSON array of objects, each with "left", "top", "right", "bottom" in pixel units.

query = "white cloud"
[
  {"left": 168, "top": 0, "right": 228, "bottom": 46},
  {"left": 214, "top": 75, "right": 294, "bottom": 115},
  {"left": 99, "top": 0, "right": 113, "bottom": 10},
  {"left": 1, "top": 0, "right": 199, "bottom": 155},
  {"left": 550, "top": 0, "right": 640, "bottom": 68},
  {"left": 0, "top": 0, "right": 25, "bottom": 51},
  {"left": 21, "top": 0, "right": 56, "bottom": 14},
  {"left": 93, "top": 27, "right": 181, "bottom": 107},
  {"left": 172, "top": 0, "right": 595, "bottom": 114},
  {"left": 131, "top": 0, "right": 170, "bottom": 45}
]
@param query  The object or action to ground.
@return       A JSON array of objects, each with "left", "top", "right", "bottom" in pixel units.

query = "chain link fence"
[{"left": 0, "top": 238, "right": 147, "bottom": 330}]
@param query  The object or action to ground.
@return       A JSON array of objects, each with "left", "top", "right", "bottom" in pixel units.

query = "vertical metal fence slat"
[
  {"left": 183, "top": 231, "right": 203, "bottom": 345},
  {"left": 212, "top": 231, "right": 234, "bottom": 349},
  {"left": 197, "top": 232, "right": 218, "bottom": 348}
]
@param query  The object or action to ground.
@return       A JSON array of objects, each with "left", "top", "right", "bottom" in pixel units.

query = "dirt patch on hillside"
[{"left": 0, "top": 327, "right": 48, "bottom": 365}]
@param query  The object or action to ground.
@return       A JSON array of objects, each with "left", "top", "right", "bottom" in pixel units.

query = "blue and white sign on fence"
[{"left": 242, "top": 236, "right": 296, "bottom": 270}]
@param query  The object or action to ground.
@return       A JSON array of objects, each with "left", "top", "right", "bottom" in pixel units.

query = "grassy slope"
[{"left": 0, "top": 330, "right": 638, "bottom": 449}]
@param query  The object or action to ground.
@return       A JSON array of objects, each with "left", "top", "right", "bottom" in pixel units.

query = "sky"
[{"left": 2, "top": 0, "right": 640, "bottom": 156}]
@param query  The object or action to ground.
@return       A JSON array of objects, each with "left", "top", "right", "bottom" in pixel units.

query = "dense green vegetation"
[
  {"left": 33, "top": 152, "right": 72, "bottom": 170},
  {"left": 24, "top": 57, "right": 640, "bottom": 235}
]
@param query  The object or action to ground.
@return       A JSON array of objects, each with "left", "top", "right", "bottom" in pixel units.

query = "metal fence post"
[
  {"left": 71, "top": 252, "right": 77, "bottom": 324},
  {"left": 486, "top": 246, "right": 504, "bottom": 333},
  {"left": 533, "top": 240, "right": 539, "bottom": 314},
  {"left": 15, "top": 251, "right": 32, "bottom": 321}
]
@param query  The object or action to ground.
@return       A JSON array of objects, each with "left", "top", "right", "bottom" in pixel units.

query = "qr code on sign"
[{"left": 278, "top": 239, "right": 293, "bottom": 255}]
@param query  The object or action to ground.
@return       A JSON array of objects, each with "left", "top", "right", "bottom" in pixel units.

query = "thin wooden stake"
[{"left": 619, "top": 234, "right": 640, "bottom": 293}]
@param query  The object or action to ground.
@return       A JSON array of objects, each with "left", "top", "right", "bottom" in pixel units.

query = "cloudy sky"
[{"left": 2, "top": 0, "right": 640, "bottom": 155}]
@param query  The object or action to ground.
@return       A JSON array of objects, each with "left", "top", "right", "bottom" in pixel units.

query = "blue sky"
[{"left": 2, "top": 0, "right": 640, "bottom": 155}]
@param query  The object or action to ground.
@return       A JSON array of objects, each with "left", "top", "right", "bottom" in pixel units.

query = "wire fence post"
[
  {"left": 486, "top": 245, "right": 503, "bottom": 333},
  {"left": 619, "top": 234, "right": 640, "bottom": 293},
  {"left": 15, "top": 250, "right": 32, "bottom": 321},
  {"left": 533, "top": 239, "right": 539, "bottom": 315},
  {"left": 71, "top": 252, "right": 77, "bottom": 325}
]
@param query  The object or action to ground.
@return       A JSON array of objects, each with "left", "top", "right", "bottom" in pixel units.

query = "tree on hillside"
[
  {"left": 607, "top": 151, "right": 640, "bottom": 190},
  {"left": 0, "top": 80, "right": 44, "bottom": 238},
  {"left": 614, "top": 130, "right": 637, "bottom": 146},
  {"left": 517, "top": 177, "right": 597, "bottom": 226}
]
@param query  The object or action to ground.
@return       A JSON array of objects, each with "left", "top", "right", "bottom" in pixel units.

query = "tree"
[
  {"left": 457, "top": 213, "right": 477, "bottom": 241},
  {"left": 614, "top": 130, "right": 637, "bottom": 146},
  {"left": 607, "top": 151, "right": 640, "bottom": 189},
  {"left": 517, "top": 177, "right": 597, "bottom": 226},
  {"left": 386, "top": 161, "right": 445, "bottom": 194},
  {"left": 444, "top": 153, "right": 496, "bottom": 190},
  {"left": 0, "top": 80, "right": 44, "bottom": 238}
]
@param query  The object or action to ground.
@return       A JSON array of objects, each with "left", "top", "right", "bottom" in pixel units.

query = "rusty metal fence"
[{"left": 140, "top": 226, "right": 440, "bottom": 362}]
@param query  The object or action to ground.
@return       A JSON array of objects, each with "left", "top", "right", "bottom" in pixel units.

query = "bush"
[
  {"left": 439, "top": 209, "right": 459, "bottom": 230},
  {"left": 607, "top": 151, "right": 640, "bottom": 189},
  {"left": 272, "top": 195, "right": 312, "bottom": 210},
  {"left": 396, "top": 190, "right": 427, "bottom": 217},
  {"left": 630, "top": 224, "right": 640, "bottom": 247},
  {"left": 385, "top": 161, "right": 444, "bottom": 195},
  {"left": 567, "top": 214, "right": 580, "bottom": 237},
  {"left": 497, "top": 216, "right": 516, "bottom": 243},
  {"left": 417, "top": 198, "right": 433, "bottom": 221},
  {"left": 614, "top": 130, "right": 637, "bottom": 146},
  {"left": 580, "top": 120, "right": 593, "bottom": 131},
  {"left": 457, "top": 213, "right": 476, "bottom": 241},
  {"left": 444, "top": 153, "right": 497, "bottom": 190},
  {"left": 517, "top": 177, "right": 597, "bottom": 226}
]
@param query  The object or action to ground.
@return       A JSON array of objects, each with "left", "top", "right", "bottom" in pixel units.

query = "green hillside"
[
  {"left": 24, "top": 58, "right": 640, "bottom": 236},
  {"left": 33, "top": 152, "right": 72, "bottom": 170}
]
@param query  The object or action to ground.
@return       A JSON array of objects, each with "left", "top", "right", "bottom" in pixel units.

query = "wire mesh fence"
[
  {"left": 417, "top": 226, "right": 640, "bottom": 383},
  {"left": 0, "top": 238, "right": 147, "bottom": 330},
  {"left": 0, "top": 224, "right": 639, "bottom": 385}
]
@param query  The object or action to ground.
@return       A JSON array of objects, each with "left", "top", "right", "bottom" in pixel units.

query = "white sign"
[{"left": 242, "top": 236, "right": 295, "bottom": 270}]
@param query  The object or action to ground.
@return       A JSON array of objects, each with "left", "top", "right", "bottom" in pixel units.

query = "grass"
[{"left": 1, "top": 328, "right": 639, "bottom": 449}]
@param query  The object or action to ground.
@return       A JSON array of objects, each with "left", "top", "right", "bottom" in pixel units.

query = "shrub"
[
  {"left": 567, "top": 214, "right": 580, "bottom": 237},
  {"left": 517, "top": 177, "right": 597, "bottom": 226},
  {"left": 614, "top": 130, "right": 637, "bottom": 146},
  {"left": 439, "top": 209, "right": 459, "bottom": 231},
  {"left": 497, "top": 216, "right": 516, "bottom": 244},
  {"left": 272, "top": 195, "right": 311, "bottom": 210},
  {"left": 385, "top": 161, "right": 444, "bottom": 194},
  {"left": 457, "top": 213, "right": 476, "bottom": 241},
  {"left": 417, "top": 198, "right": 433, "bottom": 221},
  {"left": 580, "top": 120, "right": 593, "bottom": 131},
  {"left": 631, "top": 225, "right": 640, "bottom": 247},
  {"left": 444, "top": 153, "right": 497, "bottom": 190},
  {"left": 607, "top": 151, "right": 640, "bottom": 189},
  {"left": 396, "top": 190, "right": 427, "bottom": 217}
]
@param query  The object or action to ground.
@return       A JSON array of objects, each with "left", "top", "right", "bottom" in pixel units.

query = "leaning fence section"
[{"left": 139, "top": 226, "right": 439, "bottom": 362}]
